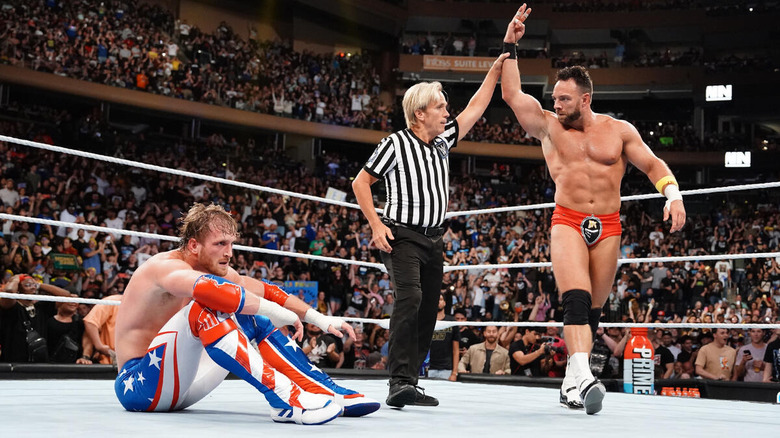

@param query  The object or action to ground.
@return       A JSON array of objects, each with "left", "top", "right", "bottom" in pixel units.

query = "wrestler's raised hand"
[{"left": 504, "top": 3, "right": 531, "bottom": 43}]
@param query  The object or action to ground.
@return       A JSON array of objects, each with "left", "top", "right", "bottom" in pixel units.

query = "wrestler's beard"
[
  {"left": 200, "top": 252, "right": 230, "bottom": 277},
  {"left": 557, "top": 108, "right": 581, "bottom": 126}
]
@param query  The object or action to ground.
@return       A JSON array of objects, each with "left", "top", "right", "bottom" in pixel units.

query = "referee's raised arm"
[{"left": 455, "top": 52, "right": 509, "bottom": 140}]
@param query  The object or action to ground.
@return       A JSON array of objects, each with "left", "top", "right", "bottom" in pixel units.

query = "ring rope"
[
  {"left": 0, "top": 213, "right": 386, "bottom": 271},
  {"left": 0, "top": 134, "right": 364, "bottom": 211},
  {"left": 3, "top": 135, "right": 779, "bottom": 331},
  {"left": 0, "top": 292, "right": 120, "bottom": 306},
  {"left": 0, "top": 292, "right": 776, "bottom": 331},
  {"left": 2, "top": 213, "right": 778, "bottom": 273},
  {"left": 444, "top": 251, "right": 780, "bottom": 272},
  {"left": 3, "top": 134, "right": 780, "bottom": 219}
]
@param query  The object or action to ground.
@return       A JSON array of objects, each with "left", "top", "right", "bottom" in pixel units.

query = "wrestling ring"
[{"left": 1, "top": 134, "right": 779, "bottom": 436}]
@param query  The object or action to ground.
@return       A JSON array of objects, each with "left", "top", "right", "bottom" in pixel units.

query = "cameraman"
[
  {"left": 1, "top": 274, "right": 72, "bottom": 362},
  {"left": 509, "top": 327, "right": 558, "bottom": 377}
]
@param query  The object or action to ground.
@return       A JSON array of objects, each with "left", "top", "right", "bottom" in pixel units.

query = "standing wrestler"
[
  {"left": 353, "top": 52, "right": 508, "bottom": 408},
  {"left": 114, "top": 203, "right": 379, "bottom": 424},
  {"left": 500, "top": 4, "right": 686, "bottom": 414}
]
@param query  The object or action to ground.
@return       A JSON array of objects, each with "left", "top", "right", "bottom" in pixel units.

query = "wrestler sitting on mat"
[{"left": 114, "top": 203, "right": 379, "bottom": 424}]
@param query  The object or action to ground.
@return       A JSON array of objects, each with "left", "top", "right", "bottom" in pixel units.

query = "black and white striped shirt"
[{"left": 363, "top": 120, "right": 459, "bottom": 228}]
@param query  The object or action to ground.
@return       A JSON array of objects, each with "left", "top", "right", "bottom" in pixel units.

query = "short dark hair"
[{"left": 555, "top": 66, "right": 593, "bottom": 95}]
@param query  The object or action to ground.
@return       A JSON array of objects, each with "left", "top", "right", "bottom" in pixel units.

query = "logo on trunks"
[{"left": 580, "top": 215, "right": 602, "bottom": 246}]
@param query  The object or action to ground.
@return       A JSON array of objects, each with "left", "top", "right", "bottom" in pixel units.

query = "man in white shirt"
[
  {"left": 104, "top": 209, "right": 124, "bottom": 240},
  {"left": 713, "top": 259, "right": 732, "bottom": 289},
  {"left": 0, "top": 179, "right": 20, "bottom": 207},
  {"left": 57, "top": 204, "right": 81, "bottom": 237},
  {"left": 734, "top": 328, "right": 768, "bottom": 382}
]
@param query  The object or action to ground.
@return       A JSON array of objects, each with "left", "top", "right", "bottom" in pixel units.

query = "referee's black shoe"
[
  {"left": 386, "top": 383, "right": 417, "bottom": 408},
  {"left": 410, "top": 386, "right": 439, "bottom": 406}
]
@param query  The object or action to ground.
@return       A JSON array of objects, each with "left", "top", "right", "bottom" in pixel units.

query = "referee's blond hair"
[{"left": 402, "top": 81, "right": 444, "bottom": 129}]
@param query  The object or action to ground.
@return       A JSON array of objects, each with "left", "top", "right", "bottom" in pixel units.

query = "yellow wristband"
[{"left": 654, "top": 175, "right": 678, "bottom": 193}]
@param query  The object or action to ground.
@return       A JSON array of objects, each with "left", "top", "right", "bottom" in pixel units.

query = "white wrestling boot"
[
  {"left": 559, "top": 361, "right": 584, "bottom": 409},
  {"left": 578, "top": 379, "right": 606, "bottom": 415},
  {"left": 270, "top": 393, "right": 343, "bottom": 425},
  {"left": 332, "top": 393, "right": 381, "bottom": 417},
  {"left": 570, "top": 352, "right": 605, "bottom": 415}
]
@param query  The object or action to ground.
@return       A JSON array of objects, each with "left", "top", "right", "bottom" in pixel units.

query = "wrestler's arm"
[
  {"left": 621, "top": 120, "right": 686, "bottom": 233},
  {"left": 236, "top": 273, "right": 356, "bottom": 341},
  {"left": 500, "top": 7, "right": 549, "bottom": 141},
  {"left": 455, "top": 52, "right": 509, "bottom": 141},
  {"left": 154, "top": 261, "right": 304, "bottom": 339}
]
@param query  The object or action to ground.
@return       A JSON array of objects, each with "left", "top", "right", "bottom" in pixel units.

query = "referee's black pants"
[{"left": 381, "top": 225, "right": 444, "bottom": 387}]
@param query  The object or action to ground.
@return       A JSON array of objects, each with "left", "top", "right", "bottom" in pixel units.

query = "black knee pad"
[
  {"left": 562, "top": 289, "right": 592, "bottom": 326},
  {"left": 589, "top": 307, "right": 602, "bottom": 340}
]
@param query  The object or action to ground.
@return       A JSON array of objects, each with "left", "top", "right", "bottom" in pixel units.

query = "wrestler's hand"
[
  {"left": 369, "top": 221, "right": 394, "bottom": 253},
  {"left": 504, "top": 3, "right": 531, "bottom": 43},
  {"left": 290, "top": 318, "right": 304, "bottom": 342},
  {"left": 333, "top": 320, "right": 357, "bottom": 341},
  {"left": 304, "top": 309, "right": 352, "bottom": 339},
  {"left": 664, "top": 199, "right": 686, "bottom": 233}
]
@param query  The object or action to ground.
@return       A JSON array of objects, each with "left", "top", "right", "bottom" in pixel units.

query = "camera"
[{"left": 543, "top": 338, "right": 565, "bottom": 355}]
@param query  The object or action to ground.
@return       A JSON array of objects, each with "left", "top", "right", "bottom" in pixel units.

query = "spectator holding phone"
[{"left": 734, "top": 328, "right": 767, "bottom": 382}]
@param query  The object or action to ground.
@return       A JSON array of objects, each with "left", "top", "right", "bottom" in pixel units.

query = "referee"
[{"left": 352, "top": 53, "right": 508, "bottom": 408}]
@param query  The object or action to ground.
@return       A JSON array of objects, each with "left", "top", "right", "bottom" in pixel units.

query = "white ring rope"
[
  {"left": 2, "top": 134, "right": 780, "bottom": 220},
  {"left": 444, "top": 181, "right": 780, "bottom": 218},
  {"left": 444, "top": 252, "right": 780, "bottom": 272},
  {"left": 0, "top": 291, "right": 776, "bottom": 330},
  {"left": 2, "top": 213, "right": 779, "bottom": 273},
  {"left": 2, "top": 134, "right": 779, "bottom": 331},
  {"left": 0, "top": 134, "right": 365, "bottom": 211},
  {"left": 0, "top": 213, "right": 386, "bottom": 271},
  {"left": 0, "top": 292, "right": 120, "bottom": 306}
]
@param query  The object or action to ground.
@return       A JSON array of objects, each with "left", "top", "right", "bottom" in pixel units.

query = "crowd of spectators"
[
  {"left": 0, "top": 0, "right": 779, "bottom": 381},
  {"left": 1, "top": 95, "right": 779, "bottom": 385},
  {"left": 3, "top": 0, "right": 777, "bottom": 150},
  {"left": 552, "top": 47, "right": 705, "bottom": 69},
  {"left": 548, "top": 0, "right": 779, "bottom": 15},
  {"left": 0, "top": 0, "right": 395, "bottom": 132}
]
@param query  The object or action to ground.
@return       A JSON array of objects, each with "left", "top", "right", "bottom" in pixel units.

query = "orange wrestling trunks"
[{"left": 551, "top": 204, "right": 622, "bottom": 247}]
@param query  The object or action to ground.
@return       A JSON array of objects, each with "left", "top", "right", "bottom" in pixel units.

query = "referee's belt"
[{"left": 382, "top": 218, "right": 444, "bottom": 237}]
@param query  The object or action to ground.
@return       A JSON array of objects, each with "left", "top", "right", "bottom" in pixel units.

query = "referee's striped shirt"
[{"left": 363, "top": 120, "right": 459, "bottom": 228}]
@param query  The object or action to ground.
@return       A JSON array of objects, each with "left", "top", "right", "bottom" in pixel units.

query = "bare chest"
[{"left": 547, "top": 128, "right": 623, "bottom": 165}]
